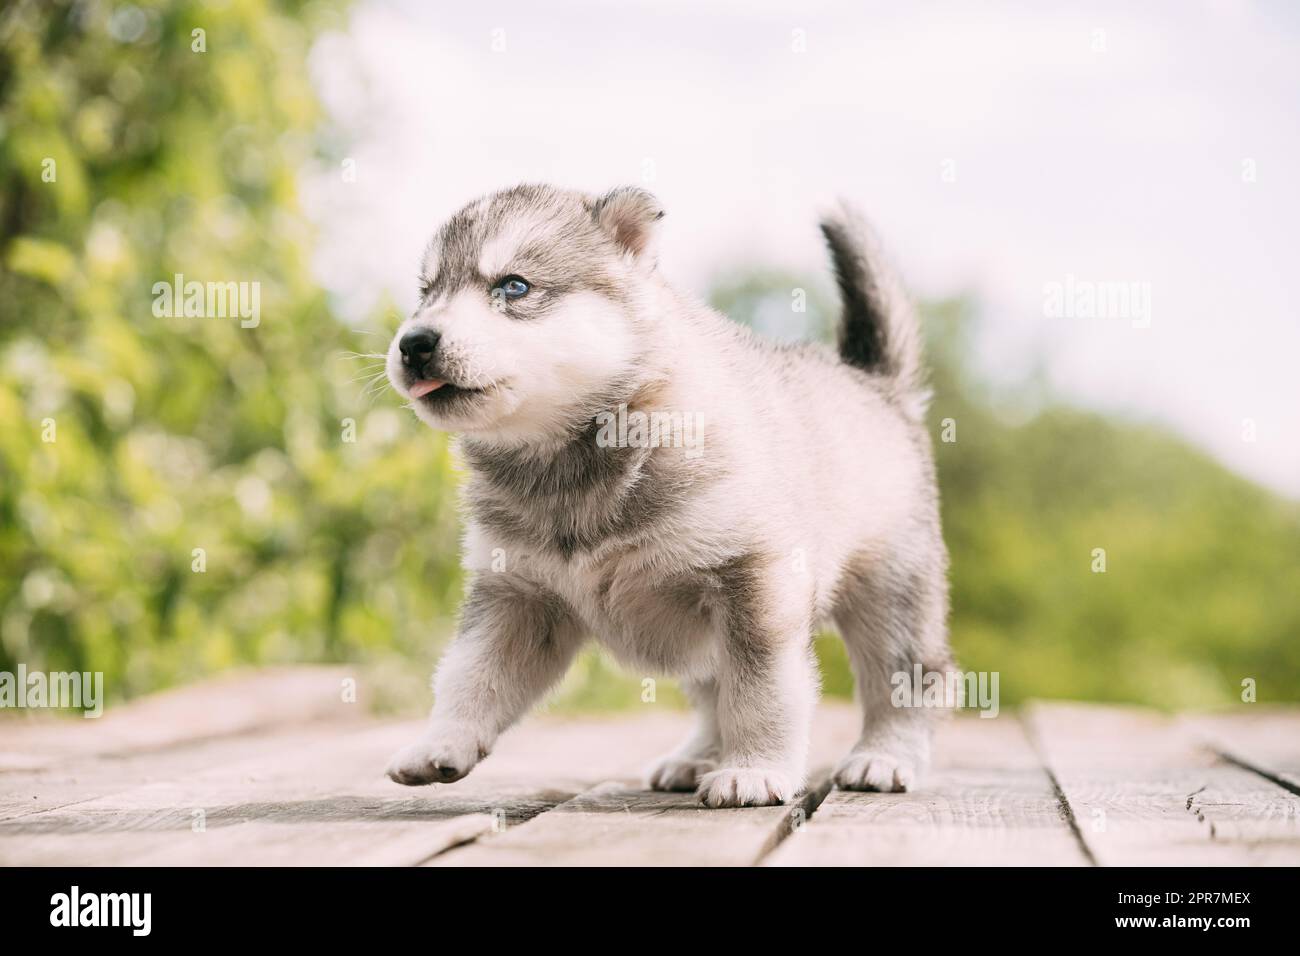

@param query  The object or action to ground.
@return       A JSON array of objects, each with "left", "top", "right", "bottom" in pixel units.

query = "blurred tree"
[{"left": 0, "top": 0, "right": 463, "bottom": 707}]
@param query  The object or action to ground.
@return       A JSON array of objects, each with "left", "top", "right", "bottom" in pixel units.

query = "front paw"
[
  {"left": 385, "top": 729, "right": 488, "bottom": 786},
  {"left": 647, "top": 755, "right": 717, "bottom": 792},
  {"left": 697, "top": 767, "right": 796, "bottom": 808},
  {"left": 832, "top": 749, "right": 919, "bottom": 793}
]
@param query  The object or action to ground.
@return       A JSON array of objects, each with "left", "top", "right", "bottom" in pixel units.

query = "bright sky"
[{"left": 304, "top": 0, "right": 1300, "bottom": 496}]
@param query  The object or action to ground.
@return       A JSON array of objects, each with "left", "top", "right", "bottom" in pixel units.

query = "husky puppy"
[{"left": 384, "top": 184, "right": 950, "bottom": 807}]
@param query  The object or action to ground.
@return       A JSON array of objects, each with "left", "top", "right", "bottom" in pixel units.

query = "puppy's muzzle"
[{"left": 398, "top": 328, "right": 441, "bottom": 381}]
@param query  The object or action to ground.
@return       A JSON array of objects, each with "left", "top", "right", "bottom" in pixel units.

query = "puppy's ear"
[{"left": 592, "top": 186, "right": 664, "bottom": 261}]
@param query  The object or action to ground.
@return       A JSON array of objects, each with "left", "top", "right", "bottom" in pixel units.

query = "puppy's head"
[{"left": 386, "top": 184, "right": 665, "bottom": 441}]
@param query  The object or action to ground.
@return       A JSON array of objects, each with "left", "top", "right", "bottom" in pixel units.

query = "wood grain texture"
[
  {"left": 5, "top": 668, "right": 1300, "bottom": 866},
  {"left": 1180, "top": 708, "right": 1300, "bottom": 795},
  {"left": 0, "top": 666, "right": 363, "bottom": 770},
  {"left": 1025, "top": 702, "right": 1300, "bottom": 866},
  {"left": 766, "top": 715, "right": 1088, "bottom": 866},
  {"left": 430, "top": 707, "right": 859, "bottom": 866},
  {"left": 0, "top": 727, "right": 339, "bottom": 822},
  {"left": 0, "top": 704, "right": 749, "bottom": 865},
  {"left": 0, "top": 719, "right": 590, "bottom": 865},
  {"left": 431, "top": 776, "right": 832, "bottom": 867}
]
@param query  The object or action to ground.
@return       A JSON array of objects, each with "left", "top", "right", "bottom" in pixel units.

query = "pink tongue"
[{"left": 409, "top": 379, "right": 445, "bottom": 398}]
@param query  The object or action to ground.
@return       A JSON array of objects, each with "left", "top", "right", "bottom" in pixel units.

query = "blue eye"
[{"left": 495, "top": 276, "right": 530, "bottom": 299}]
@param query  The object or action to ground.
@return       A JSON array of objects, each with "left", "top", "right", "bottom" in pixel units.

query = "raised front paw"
[
  {"left": 832, "top": 749, "right": 919, "bottom": 793},
  {"left": 697, "top": 767, "right": 796, "bottom": 808},
  {"left": 385, "top": 729, "right": 488, "bottom": 786},
  {"left": 647, "top": 755, "right": 717, "bottom": 792}
]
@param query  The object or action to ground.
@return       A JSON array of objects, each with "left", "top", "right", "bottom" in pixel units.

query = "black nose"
[{"left": 398, "top": 328, "right": 440, "bottom": 377}]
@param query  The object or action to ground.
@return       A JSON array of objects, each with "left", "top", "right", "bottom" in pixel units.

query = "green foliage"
[
  {"left": 0, "top": 0, "right": 465, "bottom": 705},
  {"left": 927, "top": 298, "right": 1300, "bottom": 709},
  {"left": 3, "top": 2, "right": 1294, "bottom": 715}
]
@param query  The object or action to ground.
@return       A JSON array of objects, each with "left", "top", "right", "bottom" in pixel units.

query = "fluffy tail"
[{"left": 820, "top": 204, "right": 929, "bottom": 419}]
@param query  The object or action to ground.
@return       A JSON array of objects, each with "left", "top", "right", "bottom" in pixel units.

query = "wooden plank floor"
[{"left": 2, "top": 668, "right": 1298, "bottom": 866}]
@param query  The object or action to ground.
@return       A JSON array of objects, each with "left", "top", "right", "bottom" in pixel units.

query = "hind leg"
[
  {"left": 831, "top": 547, "right": 951, "bottom": 793},
  {"left": 646, "top": 678, "right": 721, "bottom": 791}
]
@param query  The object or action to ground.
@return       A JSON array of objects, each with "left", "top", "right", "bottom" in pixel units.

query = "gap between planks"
[
  {"left": 424, "top": 771, "right": 836, "bottom": 867},
  {"left": 1020, "top": 712, "right": 1100, "bottom": 867},
  {"left": 9, "top": 668, "right": 1299, "bottom": 867},
  {"left": 1023, "top": 702, "right": 1300, "bottom": 866},
  {"left": 427, "top": 705, "right": 860, "bottom": 866},
  {"left": 766, "top": 713, "right": 1089, "bottom": 866},
  {"left": 1179, "top": 709, "right": 1300, "bottom": 799}
]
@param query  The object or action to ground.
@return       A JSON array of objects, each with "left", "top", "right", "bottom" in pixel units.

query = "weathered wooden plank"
[
  {"left": 0, "top": 666, "right": 363, "bottom": 769},
  {"left": 0, "top": 718, "right": 590, "bottom": 865},
  {"left": 430, "top": 776, "right": 831, "bottom": 867},
  {"left": 1026, "top": 702, "right": 1300, "bottom": 866},
  {"left": 134, "top": 813, "right": 497, "bottom": 867},
  {"left": 1180, "top": 709, "right": 1300, "bottom": 795},
  {"left": 0, "top": 680, "right": 703, "bottom": 865},
  {"left": 0, "top": 791, "right": 557, "bottom": 867},
  {"left": 432, "top": 708, "right": 860, "bottom": 866},
  {"left": 0, "top": 727, "right": 339, "bottom": 822},
  {"left": 1, "top": 709, "right": 718, "bottom": 865},
  {"left": 766, "top": 715, "right": 1088, "bottom": 866},
  {"left": 18, "top": 666, "right": 1297, "bottom": 868},
  {"left": 0, "top": 667, "right": 366, "bottom": 823}
]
